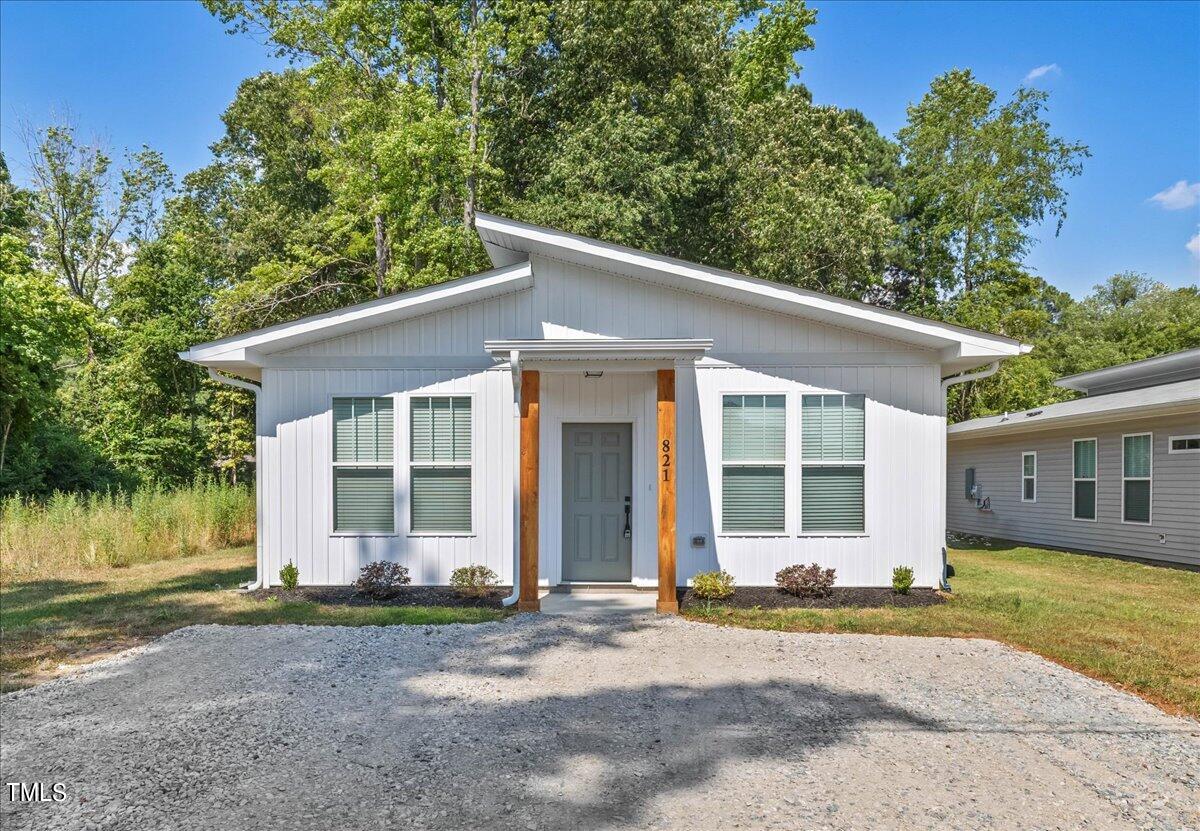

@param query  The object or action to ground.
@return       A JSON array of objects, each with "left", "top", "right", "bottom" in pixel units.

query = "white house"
[
  {"left": 947, "top": 349, "right": 1200, "bottom": 567},
  {"left": 180, "top": 214, "right": 1027, "bottom": 611}
]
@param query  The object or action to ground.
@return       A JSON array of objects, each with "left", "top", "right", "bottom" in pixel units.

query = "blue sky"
[{"left": 2, "top": 0, "right": 1198, "bottom": 297}]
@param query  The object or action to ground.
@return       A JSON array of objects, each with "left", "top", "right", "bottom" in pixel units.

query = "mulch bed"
[
  {"left": 677, "top": 585, "right": 945, "bottom": 611},
  {"left": 249, "top": 586, "right": 510, "bottom": 609}
]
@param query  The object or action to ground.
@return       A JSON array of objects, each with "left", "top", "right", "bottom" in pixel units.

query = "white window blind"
[
  {"left": 801, "top": 394, "right": 865, "bottom": 533},
  {"left": 410, "top": 396, "right": 472, "bottom": 533},
  {"left": 721, "top": 395, "right": 785, "bottom": 532},
  {"left": 332, "top": 397, "right": 394, "bottom": 533}
]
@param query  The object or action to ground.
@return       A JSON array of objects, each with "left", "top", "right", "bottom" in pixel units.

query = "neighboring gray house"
[{"left": 947, "top": 349, "right": 1200, "bottom": 567}]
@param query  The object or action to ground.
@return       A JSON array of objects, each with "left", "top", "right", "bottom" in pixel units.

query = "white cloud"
[
  {"left": 1150, "top": 180, "right": 1200, "bottom": 211},
  {"left": 1187, "top": 230, "right": 1200, "bottom": 259},
  {"left": 1023, "top": 63, "right": 1061, "bottom": 83}
]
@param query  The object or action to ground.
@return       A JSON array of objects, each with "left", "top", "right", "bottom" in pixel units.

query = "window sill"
[
  {"left": 798, "top": 532, "right": 869, "bottom": 538},
  {"left": 331, "top": 532, "right": 399, "bottom": 538},
  {"left": 717, "top": 532, "right": 788, "bottom": 538},
  {"left": 1071, "top": 516, "right": 1098, "bottom": 523},
  {"left": 407, "top": 532, "right": 477, "bottom": 538}
]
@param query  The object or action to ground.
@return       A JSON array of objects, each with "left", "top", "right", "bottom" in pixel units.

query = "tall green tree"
[{"left": 889, "top": 69, "right": 1089, "bottom": 313}]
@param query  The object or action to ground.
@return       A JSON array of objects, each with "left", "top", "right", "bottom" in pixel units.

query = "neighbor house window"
[
  {"left": 721, "top": 394, "right": 785, "bottom": 533},
  {"left": 1122, "top": 433, "right": 1152, "bottom": 524},
  {"left": 332, "top": 397, "right": 395, "bottom": 533},
  {"left": 801, "top": 394, "right": 865, "bottom": 533},
  {"left": 1168, "top": 435, "right": 1200, "bottom": 454},
  {"left": 410, "top": 396, "right": 472, "bottom": 533},
  {"left": 1072, "top": 439, "right": 1097, "bottom": 521},
  {"left": 1021, "top": 452, "right": 1037, "bottom": 502}
]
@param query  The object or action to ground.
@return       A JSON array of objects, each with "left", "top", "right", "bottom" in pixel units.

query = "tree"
[
  {"left": 20, "top": 120, "right": 172, "bottom": 310},
  {"left": 890, "top": 70, "right": 1089, "bottom": 313},
  {"left": 728, "top": 89, "right": 894, "bottom": 298}
]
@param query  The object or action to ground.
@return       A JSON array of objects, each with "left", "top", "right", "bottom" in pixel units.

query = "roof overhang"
[
  {"left": 476, "top": 213, "right": 1029, "bottom": 375},
  {"left": 948, "top": 379, "right": 1200, "bottom": 441},
  {"left": 485, "top": 338, "right": 712, "bottom": 366},
  {"left": 178, "top": 262, "right": 533, "bottom": 380},
  {"left": 1054, "top": 348, "right": 1200, "bottom": 394}
]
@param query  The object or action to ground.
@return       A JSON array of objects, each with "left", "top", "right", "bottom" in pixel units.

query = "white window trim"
[
  {"left": 330, "top": 393, "right": 398, "bottom": 538},
  {"left": 1121, "top": 431, "right": 1153, "bottom": 525},
  {"left": 799, "top": 391, "right": 868, "bottom": 537},
  {"left": 1168, "top": 434, "right": 1200, "bottom": 454},
  {"left": 406, "top": 391, "right": 477, "bottom": 537},
  {"left": 1021, "top": 451, "right": 1037, "bottom": 503},
  {"left": 718, "top": 390, "right": 789, "bottom": 537},
  {"left": 1071, "top": 438, "right": 1097, "bottom": 523}
]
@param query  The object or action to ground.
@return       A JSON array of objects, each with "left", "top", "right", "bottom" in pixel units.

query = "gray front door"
[{"left": 562, "top": 423, "right": 633, "bottom": 582}]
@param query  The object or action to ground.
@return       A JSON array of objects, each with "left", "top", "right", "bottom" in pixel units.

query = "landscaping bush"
[
  {"left": 691, "top": 569, "right": 735, "bottom": 612},
  {"left": 354, "top": 561, "right": 411, "bottom": 599},
  {"left": 450, "top": 564, "right": 500, "bottom": 598},
  {"left": 775, "top": 563, "right": 836, "bottom": 597},
  {"left": 892, "top": 565, "right": 915, "bottom": 595},
  {"left": 279, "top": 561, "right": 299, "bottom": 590}
]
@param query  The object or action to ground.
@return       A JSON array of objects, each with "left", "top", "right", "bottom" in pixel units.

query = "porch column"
[
  {"left": 656, "top": 369, "right": 679, "bottom": 614},
  {"left": 518, "top": 370, "right": 541, "bottom": 612}
]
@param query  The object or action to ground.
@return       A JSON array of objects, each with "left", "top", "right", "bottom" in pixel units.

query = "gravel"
[{"left": 2, "top": 616, "right": 1197, "bottom": 831}]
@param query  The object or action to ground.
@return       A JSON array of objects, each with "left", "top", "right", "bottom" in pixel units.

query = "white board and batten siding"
[
  {"left": 947, "top": 412, "right": 1200, "bottom": 567},
  {"left": 255, "top": 254, "right": 949, "bottom": 587}
]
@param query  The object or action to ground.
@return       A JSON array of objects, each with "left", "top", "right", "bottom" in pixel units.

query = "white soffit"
[{"left": 475, "top": 212, "right": 1029, "bottom": 369}]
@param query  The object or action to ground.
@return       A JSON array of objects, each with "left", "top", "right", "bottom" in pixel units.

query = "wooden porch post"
[
  {"left": 518, "top": 370, "right": 541, "bottom": 612},
  {"left": 656, "top": 369, "right": 679, "bottom": 614}
]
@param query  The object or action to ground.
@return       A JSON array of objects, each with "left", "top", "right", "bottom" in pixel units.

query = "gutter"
[
  {"left": 206, "top": 368, "right": 265, "bottom": 591},
  {"left": 938, "top": 361, "right": 1000, "bottom": 591},
  {"left": 501, "top": 350, "right": 521, "bottom": 608}
]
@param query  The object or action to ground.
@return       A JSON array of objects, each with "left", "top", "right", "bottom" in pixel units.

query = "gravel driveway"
[{"left": 2, "top": 616, "right": 1197, "bottom": 831}]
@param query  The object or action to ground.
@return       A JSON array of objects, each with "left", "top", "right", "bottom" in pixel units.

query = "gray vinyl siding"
[{"left": 947, "top": 411, "right": 1200, "bottom": 566}]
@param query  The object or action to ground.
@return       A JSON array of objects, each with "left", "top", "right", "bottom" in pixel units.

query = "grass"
[
  {"left": 0, "top": 546, "right": 505, "bottom": 691},
  {"left": 1, "top": 482, "right": 255, "bottom": 574},
  {"left": 683, "top": 538, "right": 1200, "bottom": 718}
]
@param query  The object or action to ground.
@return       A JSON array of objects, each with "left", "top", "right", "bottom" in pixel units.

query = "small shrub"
[
  {"left": 450, "top": 564, "right": 500, "bottom": 598},
  {"left": 279, "top": 561, "right": 299, "bottom": 590},
  {"left": 775, "top": 563, "right": 836, "bottom": 598},
  {"left": 892, "top": 565, "right": 915, "bottom": 595},
  {"left": 354, "top": 561, "right": 411, "bottom": 599},
  {"left": 691, "top": 569, "right": 735, "bottom": 613}
]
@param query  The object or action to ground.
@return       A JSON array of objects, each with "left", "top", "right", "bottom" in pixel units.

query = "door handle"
[{"left": 623, "top": 496, "right": 632, "bottom": 539}]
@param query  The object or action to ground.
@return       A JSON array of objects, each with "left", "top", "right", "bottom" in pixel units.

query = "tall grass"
[{"left": 0, "top": 481, "right": 255, "bottom": 576}]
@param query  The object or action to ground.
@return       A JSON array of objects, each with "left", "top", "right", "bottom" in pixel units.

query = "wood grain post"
[
  {"left": 656, "top": 369, "right": 679, "bottom": 614},
  {"left": 518, "top": 370, "right": 541, "bottom": 612}
]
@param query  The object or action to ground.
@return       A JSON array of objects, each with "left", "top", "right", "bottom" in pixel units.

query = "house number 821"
[{"left": 661, "top": 439, "right": 671, "bottom": 482}]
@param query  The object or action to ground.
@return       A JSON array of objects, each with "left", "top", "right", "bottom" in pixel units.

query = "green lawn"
[
  {"left": 0, "top": 547, "right": 504, "bottom": 691},
  {"left": 685, "top": 538, "right": 1200, "bottom": 719}
]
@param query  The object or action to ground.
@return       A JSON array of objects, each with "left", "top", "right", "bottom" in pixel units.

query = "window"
[
  {"left": 721, "top": 395, "right": 785, "bottom": 532},
  {"left": 1122, "top": 433, "right": 1152, "bottom": 524},
  {"left": 332, "top": 397, "right": 394, "bottom": 533},
  {"left": 1072, "top": 439, "right": 1097, "bottom": 521},
  {"left": 1021, "top": 452, "right": 1036, "bottom": 502},
  {"left": 1169, "top": 435, "right": 1200, "bottom": 454},
  {"left": 410, "top": 396, "right": 472, "bottom": 533},
  {"left": 801, "top": 394, "right": 865, "bottom": 533}
]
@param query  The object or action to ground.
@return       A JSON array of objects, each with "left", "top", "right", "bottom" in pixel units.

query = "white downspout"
[
  {"left": 207, "top": 368, "right": 264, "bottom": 591},
  {"left": 938, "top": 361, "right": 1000, "bottom": 590},
  {"left": 501, "top": 350, "right": 521, "bottom": 607}
]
